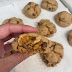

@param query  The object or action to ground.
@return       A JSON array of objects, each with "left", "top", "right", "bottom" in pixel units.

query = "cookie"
[
  {"left": 40, "top": 41, "right": 64, "bottom": 67},
  {"left": 37, "top": 19, "right": 57, "bottom": 37},
  {"left": 4, "top": 50, "right": 16, "bottom": 57},
  {"left": 22, "top": 2, "right": 41, "bottom": 18},
  {"left": 2, "top": 17, "right": 24, "bottom": 24},
  {"left": 41, "top": 0, "right": 58, "bottom": 11},
  {"left": 12, "top": 33, "right": 51, "bottom": 55},
  {"left": 68, "top": 30, "right": 72, "bottom": 46},
  {"left": 55, "top": 11, "right": 72, "bottom": 27}
]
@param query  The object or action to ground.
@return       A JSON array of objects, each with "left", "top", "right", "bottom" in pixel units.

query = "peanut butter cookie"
[
  {"left": 2, "top": 17, "right": 24, "bottom": 24},
  {"left": 37, "top": 19, "right": 57, "bottom": 37},
  {"left": 68, "top": 30, "right": 72, "bottom": 46},
  {"left": 40, "top": 41, "right": 64, "bottom": 67},
  {"left": 22, "top": 2, "right": 41, "bottom": 18},
  {"left": 55, "top": 11, "right": 72, "bottom": 27},
  {"left": 12, "top": 33, "right": 51, "bottom": 55},
  {"left": 41, "top": 0, "right": 58, "bottom": 11}
]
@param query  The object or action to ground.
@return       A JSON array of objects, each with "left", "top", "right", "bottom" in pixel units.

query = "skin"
[{"left": 0, "top": 24, "right": 38, "bottom": 72}]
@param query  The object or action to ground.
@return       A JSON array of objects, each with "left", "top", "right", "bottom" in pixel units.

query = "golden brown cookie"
[
  {"left": 37, "top": 19, "right": 57, "bottom": 37},
  {"left": 40, "top": 41, "right": 64, "bottom": 67},
  {"left": 2, "top": 17, "right": 24, "bottom": 24},
  {"left": 55, "top": 11, "right": 72, "bottom": 27},
  {"left": 12, "top": 33, "right": 51, "bottom": 55},
  {"left": 68, "top": 30, "right": 72, "bottom": 46},
  {"left": 41, "top": 0, "right": 58, "bottom": 11},
  {"left": 22, "top": 2, "right": 41, "bottom": 18}
]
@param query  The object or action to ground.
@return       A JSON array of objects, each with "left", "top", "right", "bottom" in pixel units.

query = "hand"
[{"left": 0, "top": 24, "right": 38, "bottom": 72}]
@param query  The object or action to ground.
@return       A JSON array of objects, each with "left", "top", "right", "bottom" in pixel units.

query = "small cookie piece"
[
  {"left": 37, "top": 19, "right": 57, "bottom": 37},
  {"left": 41, "top": 0, "right": 58, "bottom": 11},
  {"left": 40, "top": 42, "right": 64, "bottom": 67},
  {"left": 4, "top": 50, "right": 16, "bottom": 57},
  {"left": 22, "top": 2, "right": 41, "bottom": 18},
  {"left": 12, "top": 33, "right": 51, "bottom": 55},
  {"left": 55, "top": 11, "right": 72, "bottom": 27},
  {"left": 2, "top": 17, "right": 24, "bottom": 24},
  {"left": 68, "top": 30, "right": 72, "bottom": 46}
]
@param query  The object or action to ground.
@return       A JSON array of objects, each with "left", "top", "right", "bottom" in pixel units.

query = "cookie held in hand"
[{"left": 12, "top": 33, "right": 51, "bottom": 55}]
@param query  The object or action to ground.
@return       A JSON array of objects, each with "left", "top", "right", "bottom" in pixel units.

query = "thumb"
[{"left": 1, "top": 53, "right": 29, "bottom": 72}]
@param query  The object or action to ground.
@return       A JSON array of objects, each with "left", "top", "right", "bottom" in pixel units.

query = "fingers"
[
  {"left": 3, "top": 33, "right": 21, "bottom": 42},
  {"left": 0, "top": 24, "right": 38, "bottom": 39},
  {"left": 0, "top": 41, "right": 5, "bottom": 57},
  {"left": 4, "top": 43, "right": 13, "bottom": 53},
  {"left": 1, "top": 53, "right": 29, "bottom": 71}
]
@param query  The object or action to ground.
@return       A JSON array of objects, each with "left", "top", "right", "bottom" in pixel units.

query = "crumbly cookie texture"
[
  {"left": 68, "top": 30, "right": 72, "bottom": 46},
  {"left": 4, "top": 50, "right": 16, "bottom": 57},
  {"left": 40, "top": 41, "right": 64, "bottom": 67},
  {"left": 41, "top": 0, "right": 58, "bottom": 11},
  {"left": 2, "top": 17, "right": 24, "bottom": 24},
  {"left": 37, "top": 19, "right": 57, "bottom": 37},
  {"left": 22, "top": 2, "right": 41, "bottom": 18},
  {"left": 12, "top": 33, "right": 51, "bottom": 55},
  {"left": 55, "top": 11, "right": 72, "bottom": 27}
]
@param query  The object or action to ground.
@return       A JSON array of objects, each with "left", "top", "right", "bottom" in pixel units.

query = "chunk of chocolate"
[{"left": 41, "top": 42, "right": 47, "bottom": 50}]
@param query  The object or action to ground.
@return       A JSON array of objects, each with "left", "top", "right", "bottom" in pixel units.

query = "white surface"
[
  {"left": 0, "top": 0, "right": 72, "bottom": 72},
  {"left": 61, "top": 0, "right": 72, "bottom": 13}
]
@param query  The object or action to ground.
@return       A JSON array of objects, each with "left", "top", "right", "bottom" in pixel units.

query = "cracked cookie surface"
[
  {"left": 41, "top": 0, "right": 58, "bottom": 11},
  {"left": 12, "top": 33, "right": 51, "bottom": 55},
  {"left": 22, "top": 2, "right": 41, "bottom": 18},
  {"left": 68, "top": 30, "right": 72, "bottom": 46},
  {"left": 37, "top": 19, "right": 57, "bottom": 37},
  {"left": 2, "top": 17, "right": 24, "bottom": 24},
  {"left": 40, "top": 41, "right": 64, "bottom": 67},
  {"left": 55, "top": 11, "right": 72, "bottom": 27}
]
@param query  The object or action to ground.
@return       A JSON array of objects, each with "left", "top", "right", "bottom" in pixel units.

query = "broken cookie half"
[{"left": 12, "top": 33, "right": 51, "bottom": 55}]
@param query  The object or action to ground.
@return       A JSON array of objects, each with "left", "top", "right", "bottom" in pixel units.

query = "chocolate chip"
[
  {"left": 59, "top": 18, "right": 61, "bottom": 21},
  {"left": 41, "top": 42, "right": 47, "bottom": 50},
  {"left": 17, "top": 21, "right": 19, "bottom": 24},
  {"left": 35, "top": 4, "right": 38, "bottom": 7},
  {"left": 32, "top": 13, "right": 35, "bottom": 16},
  {"left": 28, "top": 2, "right": 31, "bottom": 5},
  {"left": 31, "top": 37, "right": 36, "bottom": 40},
  {"left": 50, "top": 31, "right": 53, "bottom": 34},
  {"left": 27, "top": 8, "right": 30, "bottom": 10}
]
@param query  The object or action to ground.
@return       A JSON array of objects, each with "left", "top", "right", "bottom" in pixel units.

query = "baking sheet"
[{"left": 0, "top": 0, "right": 72, "bottom": 72}]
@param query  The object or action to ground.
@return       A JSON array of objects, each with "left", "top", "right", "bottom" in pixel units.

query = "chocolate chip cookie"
[
  {"left": 68, "top": 30, "right": 72, "bottom": 46},
  {"left": 40, "top": 41, "right": 64, "bottom": 67},
  {"left": 37, "top": 19, "right": 57, "bottom": 37},
  {"left": 22, "top": 2, "right": 41, "bottom": 18},
  {"left": 2, "top": 17, "right": 24, "bottom": 24},
  {"left": 41, "top": 0, "right": 58, "bottom": 11},
  {"left": 12, "top": 33, "right": 51, "bottom": 55},
  {"left": 55, "top": 11, "right": 72, "bottom": 27}
]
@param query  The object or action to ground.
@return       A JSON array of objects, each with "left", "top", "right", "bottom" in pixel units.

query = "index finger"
[{"left": 0, "top": 24, "right": 38, "bottom": 39}]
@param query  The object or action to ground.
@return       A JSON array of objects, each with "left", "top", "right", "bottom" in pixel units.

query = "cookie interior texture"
[
  {"left": 12, "top": 33, "right": 51, "bottom": 55},
  {"left": 55, "top": 11, "right": 72, "bottom": 27},
  {"left": 68, "top": 30, "right": 72, "bottom": 46},
  {"left": 40, "top": 41, "right": 64, "bottom": 67},
  {"left": 2, "top": 17, "right": 24, "bottom": 24},
  {"left": 41, "top": 0, "right": 58, "bottom": 11},
  {"left": 22, "top": 2, "right": 41, "bottom": 18},
  {"left": 37, "top": 19, "right": 57, "bottom": 37}
]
